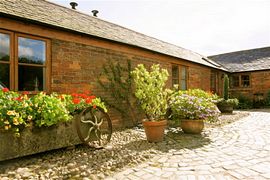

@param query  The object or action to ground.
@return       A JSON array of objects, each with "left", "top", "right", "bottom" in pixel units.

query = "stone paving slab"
[{"left": 109, "top": 111, "right": 270, "bottom": 179}]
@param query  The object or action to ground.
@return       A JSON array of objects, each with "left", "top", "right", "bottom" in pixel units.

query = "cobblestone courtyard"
[
  {"left": 1, "top": 110, "right": 270, "bottom": 179},
  {"left": 111, "top": 111, "right": 270, "bottom": 179}
]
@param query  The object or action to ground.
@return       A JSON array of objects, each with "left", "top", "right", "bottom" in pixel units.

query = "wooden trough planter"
[
  {"left": 0, "top": 116, "right": 81, "bottom": 162},
  {"left": 0, "top": 107, "right": 112, "bottom": 161}
]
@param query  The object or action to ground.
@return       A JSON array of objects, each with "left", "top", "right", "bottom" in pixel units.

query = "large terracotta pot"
[
  {"left": 142, "top": 120, "right": 167, "bottom": 142},
  {"left": 181, "top": 119, "right": 204, "bottom": 134}
]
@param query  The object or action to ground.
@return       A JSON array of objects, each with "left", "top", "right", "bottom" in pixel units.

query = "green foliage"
[
  {"left": 0, "top": 90, "right": 31, "bottom": 136},
  {"left": 61, "top": 93, "right": 107, "bottom": 114},
  {"left": 235, "top": 94, "right": 253, "bottom": 109},
  {"left": 223, "top": 74, "right": 229, "bottom": 100},
  {"left": 218, "top": 98, "right": 239, "bottom": 107},
  {"left": 217, "top": 74, "right": 239, "bottom": 110},
  {"left": 131, "top": 64, "right": 169, "bottom": 121},
  {"left": 98, "top": 59, "right": 138, "bottom": 126},
  {"left": 30, "top": 92, "right": 71, "bottom": 127},
  {"left": 0, "top": 89, "right": 107, "bottom": 136},
  {"left": 169, "top": 90, "right": 220, "bottom": 123},
  {"left": 266, "top": 90, "right": 270, "bottom": 106}
]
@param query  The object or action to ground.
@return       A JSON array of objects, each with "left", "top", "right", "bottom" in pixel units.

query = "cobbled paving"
[
  {"left": 110, "top": 111, "right": 270, "bottom": 180},
  {"left": 0, "top": 111, "right": 270, "bottom": 179}
]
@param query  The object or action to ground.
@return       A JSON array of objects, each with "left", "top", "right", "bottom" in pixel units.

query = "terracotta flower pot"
[
  {"left": 181, "top": 119, "right": 204, "bottom": 134},
  {"left": 142, "top": 120, "right": 167, "bottom": 142}
]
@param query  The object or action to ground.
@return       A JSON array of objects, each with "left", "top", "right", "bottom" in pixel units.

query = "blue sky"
[
  {"left": 18, "top": 37, "right": 46, "bottom": 63},
  {"left": 50, "top": 0, "right": 270, "bottom": 56}
]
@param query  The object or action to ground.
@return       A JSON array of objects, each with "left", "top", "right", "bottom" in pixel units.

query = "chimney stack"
[
  {"left": 91, "top": 10, "right": 99, "bottom": 17},
  {"left": 70, "top": 2, "right": 78, "bottom": 9}
]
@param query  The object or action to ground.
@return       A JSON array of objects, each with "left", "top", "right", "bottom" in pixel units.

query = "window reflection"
[
  {"left": 181, "top": 67, "right": 186, "bottom": 79},
  {"left": 241, "top": 75, "right": 250, "bottom": 87},
  {"left": 18, "top": 65, "right": 45, "bottom": 91},
  {"left": 0, "top": 64, "right": 10, "bottom": 89},
  {"left": 0, "top": 33, "right": 10, "bottom": 61},
  {"left": 18, "top": 37, "right": 46, "bottom": 65},
  {"left": 172, "top": 65, "right": 179, "bottom": 87},
  {"left": 180, "top": 67, "right": 187, "bottom": 90},
  {"left": 231, "top": 76, "right": 240, "bottom": 88}
]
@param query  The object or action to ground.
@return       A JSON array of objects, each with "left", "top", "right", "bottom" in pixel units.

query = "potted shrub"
[
  {"left": 217, "top": 74, "right": 239, "bottom": 113},
  {"left": 131, "top": 64, "right": 169, "bottom": 142},
  {"left": 169, "top": 91, "right": 220, "bottom": 134}
]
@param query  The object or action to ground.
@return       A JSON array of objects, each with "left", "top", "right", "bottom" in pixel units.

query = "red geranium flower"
[
  {"left": 72, "top": 98, "right": 81, "bottom": 104},
  {"left": 22, "top": 91, "right": 29, "bottom": 95},
  {"left": 93, "top": 105, "right": 97, "bottom": 109},
  {"left": 15, "top": 96, "right": 23, "bottom": 101},
  {"left": 71, "top": 93, "right": 79, "bottom": 98},
  {"left": 2, "top": 88, "right": 9, "bottom": 92},
  {"left": 89, "top": 95, "right": 96, "bottom": 99},
  {"left": 85, "top": 98, "right": 92, "bottom": 104},
  {"left": 79, "top": 93, "right": 88, "bottom": 99}
]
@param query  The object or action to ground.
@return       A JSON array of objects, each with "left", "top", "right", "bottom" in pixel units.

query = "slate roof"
[
  {"left": 0, "top": 0, "right": 225, "bottom": 70},
  {"left": 209, "top": 47, "right": 270, "bottom": 72}
]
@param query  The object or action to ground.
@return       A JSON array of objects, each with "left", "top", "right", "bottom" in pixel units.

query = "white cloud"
[
  {"left": 19, "top": 46, "right": 34, "bottom": 57},
  {"left": 0, "top": 34, "right": 10, "bottom": 54}
]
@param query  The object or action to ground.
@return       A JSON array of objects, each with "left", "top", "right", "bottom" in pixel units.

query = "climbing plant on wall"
[{"left": 98, "top": 59, "right": 139, "bottom": 127}]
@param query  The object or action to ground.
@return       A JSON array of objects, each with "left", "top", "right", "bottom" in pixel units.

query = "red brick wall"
[
  {"left": 230, "top": 71, "right": 270, "bottom": 100},
  {"left": 189, "top": 66, "right": 211, "bottom": 91},
  {"left": 50, "top": 39, "right": 217, "bottom": 128}
]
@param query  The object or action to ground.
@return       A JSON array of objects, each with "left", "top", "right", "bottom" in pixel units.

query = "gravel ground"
[
  {"left": 205, "top": 110, "right": 250, "bottom": 128},
  {"left": 0, "top": 110, "right": 250, "bottom": 180}
]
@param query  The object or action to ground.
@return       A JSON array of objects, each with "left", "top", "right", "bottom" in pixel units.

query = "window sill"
[{"left": 230, "top": 87, "right": 252, "bottom": 91}]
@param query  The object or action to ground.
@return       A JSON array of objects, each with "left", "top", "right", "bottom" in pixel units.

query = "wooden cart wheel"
[{"left": 76, "top": 106, "right": 112, "bottom": 149}]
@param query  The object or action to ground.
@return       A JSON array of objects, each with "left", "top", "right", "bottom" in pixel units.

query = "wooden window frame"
[
  {"left": 210, "top": 70, "right": 218, "bottom": 93},
  {"left": 172, "top": 64, "right": 179, "bottom": 88},
  {"left": 240, "top": 74, "right": 250, "bottom": 88},
  {"left": 230, "top": 73, "right": 251, "bottom": 88},
  {"left": 0, "top": 29, "right": 51, "bottom": 92},
  {"left": 0, "top": 29, "right": 15, "bottom": 90},
  {"left": 171, "top": 64, "right": 188, "bottom": 90}
]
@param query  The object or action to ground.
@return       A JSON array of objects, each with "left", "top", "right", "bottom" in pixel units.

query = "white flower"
[
  {"left": 7, "top": 110, "right": 16, "bottom": 116},
  {"left": 28, "top": 115, "right": 33, "bottom": 120}
]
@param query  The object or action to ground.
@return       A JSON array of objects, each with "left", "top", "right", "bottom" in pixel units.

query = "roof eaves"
[{"left": 0, "top": 1, "right": 226, "bottom": 71}]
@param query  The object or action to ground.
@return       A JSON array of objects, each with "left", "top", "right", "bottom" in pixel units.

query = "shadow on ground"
[
  {"left": 0, "top": 127, "right": 211, "bottom": 178},
  {"left": 123, "top": 128, "right": 211, "bottom": 153}
]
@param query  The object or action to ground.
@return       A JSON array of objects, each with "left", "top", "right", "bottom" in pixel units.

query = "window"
[
  {"left": 0, "top": 32, "right": 11, "bottom": 89},
  {"left": 180, "top": 66, "right": 187, "bottom": 90},
  {"left": 0, "top": 30, "right": 50, "bottom": 92},
  {"left": 241, "top": 75, "right": 250, "bottom": 87},
  {"left": 210, "top": 71, "right": 218, "bottom": 93},
  {"left": 172, "top": 65, "right": 179, "bottom": 87},
  {"left": 231, "top": 75, "right": 240, "bottom": 88},
  {"left": 230, "top": 74, "right": 250, "bottom": 88},
  {"left": 172, "top": 64, "right": 188, "bottom": 90}
]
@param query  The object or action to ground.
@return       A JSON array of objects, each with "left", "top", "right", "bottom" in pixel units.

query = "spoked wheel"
[{"left": 76, "top": 107, "right": 112, "bottom": 149}]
